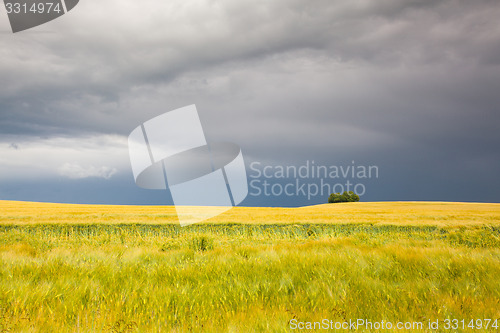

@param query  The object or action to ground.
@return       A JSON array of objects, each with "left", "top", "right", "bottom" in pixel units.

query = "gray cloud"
[
  {"left": 58, "top": 163, "right": 118, "bottom": 180},
  {"left": 0, "top": 0, "right": 499, "bottom": 204}
]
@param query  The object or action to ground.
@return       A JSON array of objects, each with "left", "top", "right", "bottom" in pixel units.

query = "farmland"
[{"left": 0, "top": 201, "right": 499, "bottom": 332}]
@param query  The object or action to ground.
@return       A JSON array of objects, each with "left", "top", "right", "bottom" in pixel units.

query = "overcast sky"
[{"left": 1, "top": 0, "right": 499, "bottom": 206}]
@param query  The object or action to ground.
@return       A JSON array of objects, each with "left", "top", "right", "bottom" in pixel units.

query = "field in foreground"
[{"left": 0, "top": 201, "right": 499, "bottom": 332}]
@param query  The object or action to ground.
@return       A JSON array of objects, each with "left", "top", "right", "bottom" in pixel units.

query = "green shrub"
[{"left": 328, "top": 191, "right": 360, "bottom": 203}]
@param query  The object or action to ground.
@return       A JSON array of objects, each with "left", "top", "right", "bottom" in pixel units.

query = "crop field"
[{"left": 0, "top": 201, "right": 499, "bottom": 332}]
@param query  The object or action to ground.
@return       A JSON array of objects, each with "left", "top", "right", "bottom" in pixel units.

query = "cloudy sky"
[{"left": 1, "top": 0, "right": 499, "bottom": 206}]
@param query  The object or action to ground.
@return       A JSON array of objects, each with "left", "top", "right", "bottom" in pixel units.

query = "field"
[{"left": 0, "top": 200, "right": 499, "bottom": 332}]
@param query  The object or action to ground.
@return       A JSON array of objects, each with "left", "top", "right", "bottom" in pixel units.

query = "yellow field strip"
[{"left": 0, "top": 200, "right": 499, "bottom": 226}]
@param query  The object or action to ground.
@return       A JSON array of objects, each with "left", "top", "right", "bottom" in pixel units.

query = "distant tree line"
[{"left": 328, "top": 191, "right": 360, "bottom": 203}]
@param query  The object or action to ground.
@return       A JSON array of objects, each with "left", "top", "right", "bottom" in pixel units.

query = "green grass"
[{"left": 0, "top": 220, "right": 499, "bottom": 332}]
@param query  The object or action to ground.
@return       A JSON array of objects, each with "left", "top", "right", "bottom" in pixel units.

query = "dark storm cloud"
[
  {"left": 0, "top": 0, "right": 499, "bottom": 203},
  {"left": 1, "top": 0, "right": 499, "bottom": 134}
]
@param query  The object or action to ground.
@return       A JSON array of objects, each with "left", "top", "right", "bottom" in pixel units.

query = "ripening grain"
[{"left": 0, "top": 201, "right": 499, "bottom": 332}]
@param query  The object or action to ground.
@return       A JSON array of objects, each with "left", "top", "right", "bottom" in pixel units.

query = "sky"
[{"left": 0, "top": 0, "right": 499, "bottom": 207}]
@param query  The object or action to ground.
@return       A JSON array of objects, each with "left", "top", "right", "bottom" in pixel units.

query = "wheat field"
[{"left": 0, "top": 201, "right": 499, "bottom": 332}]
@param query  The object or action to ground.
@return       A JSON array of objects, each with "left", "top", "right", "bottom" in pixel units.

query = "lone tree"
[{"left": 328, "top": 191, "right": 360, "bottom": 203}]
